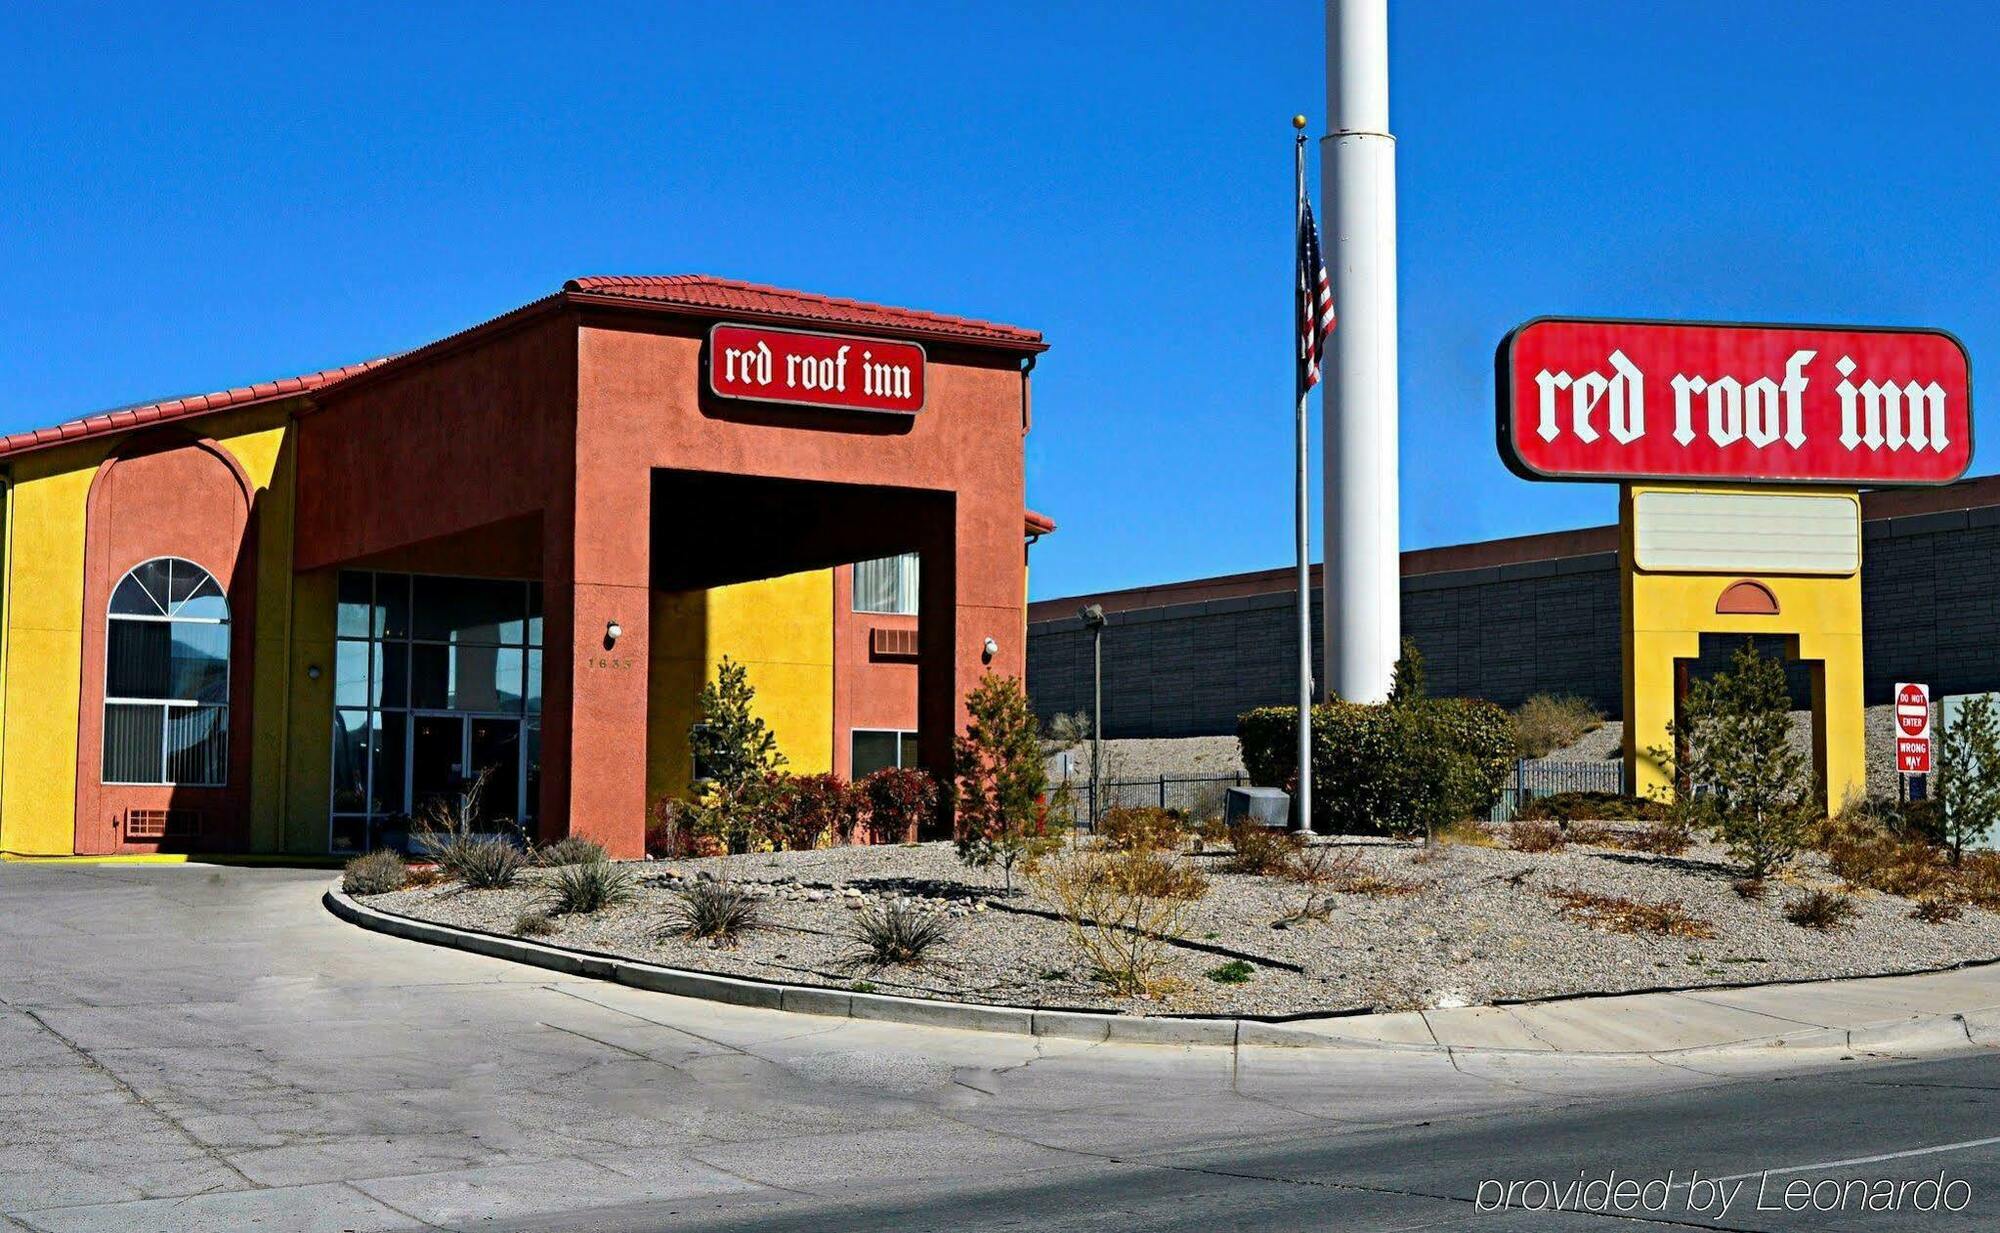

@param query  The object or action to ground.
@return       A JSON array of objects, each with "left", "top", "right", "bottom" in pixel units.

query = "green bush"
[
  {"left": 536, "top": 837, "right": 608, "bottom": 867},
  {"left": 1238, "top": 696, "right": 1512, "bottom": 835},
  {"left": 664, "top": 882, "right": 763, "bottom": 944},
  {"left": 342, "top": 849, "right": 408, "bottom": 896},
  {"left": 847, "top": 901, "right": 955, "bottom": 967},
  {"left": 437, "top": 836, "right": 525, "bottom": 889},
  {"left": 1515, "top": 792, "right": 1667, "bottom": 824}
]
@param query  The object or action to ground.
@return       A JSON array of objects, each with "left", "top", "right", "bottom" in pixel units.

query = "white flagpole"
[{"left": 1293, "top": 116, "right": 1315, "bottom": 836}]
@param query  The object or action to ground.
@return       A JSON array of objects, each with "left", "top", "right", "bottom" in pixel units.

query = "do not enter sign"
[{"left": 1895, "top": 681, "right": 1931, "bottom": 774}]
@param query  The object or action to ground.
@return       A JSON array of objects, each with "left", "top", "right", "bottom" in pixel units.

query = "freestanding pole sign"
[
  {"left": 1495, "top": 316, "right": 1972, "bottom": 812},
  {"left": 1896, "top": 682, "right": 1933, "bottom": 775}
]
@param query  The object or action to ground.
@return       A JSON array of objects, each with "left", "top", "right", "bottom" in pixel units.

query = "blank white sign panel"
[{"left": 1633, "top": 490, "right": 1860, "bottom": 575}]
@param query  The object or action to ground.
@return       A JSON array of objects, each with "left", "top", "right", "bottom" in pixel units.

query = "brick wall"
[{"left": 1028, "top": 509, "right": 2000, "bottom": 738}]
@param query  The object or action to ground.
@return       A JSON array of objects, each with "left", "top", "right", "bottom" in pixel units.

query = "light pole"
[{"left": 1078, "top": 603, "right": 1107, "bottom": 826}]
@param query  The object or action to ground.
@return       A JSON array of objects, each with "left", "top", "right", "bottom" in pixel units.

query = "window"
[
  {"left": 103, "top": 558, "right": 229, "bottom": 786},
  {"left": 852, "top": 729, "right": 920, "bottom": 778},
  {"left": 852, "top": 553, "right": 919, "bottom": 615}
]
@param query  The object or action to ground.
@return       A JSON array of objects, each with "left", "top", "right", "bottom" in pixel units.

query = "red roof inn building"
[{"left": 0, "top": 277, "right": 1053, "bottom": 859}]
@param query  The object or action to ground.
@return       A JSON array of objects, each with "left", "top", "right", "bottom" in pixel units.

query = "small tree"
[
  {"left": 954, "top": 673, "right": 1062, "bottom": 891},
  {"left": 688, "top": 657, "right": 785, "bottom": 853},
  {"left": 1659, "top": 641, "right": 1815, "bottom": 880},
  {"left": 1937, "top": 693, "right": 2000, "bottom": 865},
  {"left": 1387, "top": 637, "right": 1428, "bottom": 707}
]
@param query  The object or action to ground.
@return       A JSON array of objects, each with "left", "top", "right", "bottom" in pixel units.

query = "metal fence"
[
  {"left": 1487, "top": 759, "right": 1628, "bottom": 823},
  {"left": 1054, "top": 760, "right": 1627, "bottom": 830}
]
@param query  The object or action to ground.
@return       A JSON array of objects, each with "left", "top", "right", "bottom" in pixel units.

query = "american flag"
[{"left": 1297, "top": 195, "right": 1335, "bottom": 390}]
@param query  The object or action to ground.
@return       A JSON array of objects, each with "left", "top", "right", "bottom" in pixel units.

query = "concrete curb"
[{"left": 324, "top": 883, "right": 2000, "bottom": 1057}]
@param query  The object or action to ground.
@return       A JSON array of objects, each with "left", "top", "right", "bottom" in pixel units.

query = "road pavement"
[{"left": 4, "top": 862, "right": 1998, "bottom": 1231}]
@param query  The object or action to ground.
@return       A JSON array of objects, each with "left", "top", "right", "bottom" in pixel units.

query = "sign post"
[{"left": 1895, "top": 681, "right": 1933, "bottom": 776}]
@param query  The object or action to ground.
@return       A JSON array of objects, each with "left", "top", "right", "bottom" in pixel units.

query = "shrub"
[
  {"left": 1098, "top": 807, "right": 1188, "bottom": 854},
  {"left": 1086, "top": 851, "right": 1209, "bottom": 900},
  {"left": 513, "top": 910, "right": 556, "bottom": 937},
  {"left": 1784, "top": 889, "right": 1859, "bottom": 931},
  {"left": 1436, "top": 818, "right": 1500, "bottom": 847},
  {"left": 647, "top": 797, "right": 701, "bottom": 859},
  {"left": 1658, "top": 641, "right": 1817, "bottom": 880},
  {"left": 1731, "top": 878, "right": 1767, "bottom": 901},
  {"left": 545, "top": 860, "right": 638, "bottom": 915},
  {"left": 860, "top": 767, "right": 937, "bottom": 843},
  {"left": 663, "top": 882, "right": 763, "bottom": 944},
  {"left": 757, "top": 772, "right": 860, "bottom": 851},
  {"left": 1516, "top": 792, "right": 1667, "bottom": 824},
  {"left": 1912, "top": 896, "right": 1963, "bottom": 923},
  {"left": 688, "top": 658, "right": 788, "bottom": 854},
  {"left": 1238, "top": 696, "right": 1512, "bottom": 836},
  {"left": 1546, "top": 886, "right": 1715, "bottom": 938},
  {"left": 1207, "top": 960, "right": 1255, "bottom": 985},
  {"left": 438, "top": 836, "right": 525, "bottom": 889},
  {"left": 1281, "top": 845, "right": 1415, "bottom": 920},
  {"left": 536, "top": 836, "right": 607, "bottom": 867},
  {"left": 1221, "top": 820, "right": 1303, "bottom": 875},
  {"left": 1623, "top": 822, "right": 1695, "bottom": 855},
  {"left": 848, "top": 901, "right": 955, "bottom": 966},
  {"left": 954, "top": 673, "right": 1063, "bottom": 891},
  {"left": 1035, "top": 846, "right": 1193, "bottom": 996},
  {"left": 1512, "top": 693, "right": 1605, "bottom": 758},
  {"left": 1819, "top": 814, "right": 1953, "bottom": 899},
  {"left": 342, "top": 850, "right": 408, "bottom": 896},
  {"left": 1509, "top": 820, "right": 1565, "bottom": 853}
]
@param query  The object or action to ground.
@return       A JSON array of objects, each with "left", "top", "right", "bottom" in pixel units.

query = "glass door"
[
  {"left": 469, "top": 717, "right": 523, "bottom": 828},
  {"left": 410, "top": 713, "right": 469, "bottom": 826}
]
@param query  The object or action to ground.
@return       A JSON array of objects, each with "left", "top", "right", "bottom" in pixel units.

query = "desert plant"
[
  {"left": 1084, "top": 850, "right": 1209, "bottom": 900},
  {"left": 848, "top": 901, "right": 955, "bottom": 966},
  {"left": 1937, "top": 693, "right": 2000, "bottom": 865},
  {"left": 1221, "top": 820, "right": 1303, "bottom": 875},
  {"left": 1783, "top": 888, "right": 1859, "bottom": 931},
  {"left": 1436, "top": 818, "right": 1500, "bottom": 847},
  {"left": 1206, "top": 960, "right": 1255, "bottom": 985},
  {"left": 536, "top": 836, "right": 607, "bottom": 867},
  {"left": 1043, "top": 710, "right": 1092, "bottom": 748},
  {"left": 1511, "top": 694, "right": 1606, "bottom": 758},
  {"left": 1280, "top": 843, "right": 1364, "bottom": 921},
  {"left": 1912, "top": 895, "right": 1964, "bottom": 923},
  {"left": 1819, "top": 813, "right": 1953, "bottom": 899},
  {"left": 1035, "top": 845, "right": 1194, "bottom": 997},
  {"left": 954, "top": 673, "right": 1063, "bottom": 891},
  {"left": 1731, "top": 878, "right": 1767, "bottom": 901},
  {"left": 1515, "top": 791, "right": 1667, "bottom": 824},
  {"left": 440, "top": 836, "right": 525, "bottom": 889},
  {"left": 1509, "top": 820, "right": 1565, "bottom": 853},
  {"left": 1545, "top": 886, "right": 1715, "bottom": 938},
  {"left": 859, "top": 766, "right": 937, "bottom": 843},
  {"left": 545, "top": 860, "right": 638, "bottom": 915},
  {"left": 415, "top": 766, "right": 526, "bottom": 888},
  {"left": 663, "top": 881, "right": 763, "bottom": 944},
  {"left": 1657, "top": 641, "right": 1817, "bottom": 880},
  {"left": 1097, "top": 806, "right": 1188, "bottom": 854},
  {"left": 342, "top": 849, "right": 408, "bottom": 896},
  {"left": 1622, "top": 821, "right": 1695, "bottom": 855},
  {"left": 756, "top": 772, "right": 860, "bottom": 851},
  {"left": 512, "top": 910, "right": 556, "bottom": 937}
]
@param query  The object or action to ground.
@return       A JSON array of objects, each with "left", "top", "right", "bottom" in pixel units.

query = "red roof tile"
[
  {"left": 565, "top": 275, "right": 1046, "bottom": 351},
  {"left": 1025, "top": 509, "right": 1057, "bottom": 537},
  {"left": 0, "top": 358, "right": 389, "bottom": 462}
]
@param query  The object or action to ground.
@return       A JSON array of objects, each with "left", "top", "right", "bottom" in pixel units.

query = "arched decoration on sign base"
[{"left": 1716, "top": 579, "right": 1780, "bottom": 615}]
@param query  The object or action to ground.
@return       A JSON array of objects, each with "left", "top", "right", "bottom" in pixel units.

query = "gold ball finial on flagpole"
[{"left": 1292, "top": 114, "right": 1308, "bottom": 130}]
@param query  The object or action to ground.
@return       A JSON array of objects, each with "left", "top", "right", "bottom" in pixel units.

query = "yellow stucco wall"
[
  {"left": 0, "top": 408, "right": 305, "bottom": 856},
  {"left": 647, "top": 569, "right": 834, "bottom": 806},
  {"left": 1620, "top": 483, "right": 1867, "bottom": 813}
]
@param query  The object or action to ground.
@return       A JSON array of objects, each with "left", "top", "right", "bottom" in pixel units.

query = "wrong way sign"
[{"left": 1895, "top": 681, "right": 1932, "bottom": 774}]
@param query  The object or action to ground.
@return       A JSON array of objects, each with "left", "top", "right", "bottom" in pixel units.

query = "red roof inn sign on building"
[
  {"left": 1497, "top": 318, "right": 1972, "bottom": 485},
  {"left": 1897, "top": 682, "right": 1933, "bottom": 775},
  {"left": 708, "top": 323, "right": 927, "bottom": 415}
]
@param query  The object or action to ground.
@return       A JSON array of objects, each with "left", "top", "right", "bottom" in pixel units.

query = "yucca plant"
[
  {"left": 536, "top": 836, "right": 608, "bottom": 867},
  {"left": 438, "top": 835, "right": 525, "bottom": 889},
  {"left": 848, "top": 901, "right": 955, "bottom": 967},
  {"left": 662, "top": 882, "right": 763, "bottom": 944},
  {"left": 545, "top": 860, "right": 637, "bottom": 914}
]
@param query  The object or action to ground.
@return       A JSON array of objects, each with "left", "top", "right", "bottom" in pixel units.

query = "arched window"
[{"left": 102, "top": 557, "right": 230, "bottom": 786}]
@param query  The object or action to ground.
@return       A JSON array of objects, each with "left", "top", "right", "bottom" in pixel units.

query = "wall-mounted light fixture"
[
  {"left": 605, "top": 620, "right": 623, "bottom": 648},
  {"left": 307, "top": 664, "right": 323, "bottom": 681},
  {"left": 981, "top": 636, "right": 999, "bottom": 662}
]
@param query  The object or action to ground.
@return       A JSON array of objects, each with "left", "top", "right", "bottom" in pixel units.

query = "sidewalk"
[{"left": 1278, "top": 962, "right": 2000, "bottom": 1055}]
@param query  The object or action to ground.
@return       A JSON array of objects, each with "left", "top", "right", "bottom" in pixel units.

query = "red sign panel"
[
  {"left": 1498, "top": 318, "right": 1971, "bottom": 485},
  {"left": 1897, "top": 738, "right": 1932, "bottom": 774},
  {"left": 708, "top": 324, "right": 926, "bottom": 415},
  {"left": 1895, "top": 681, "right": 1931, "bottom": 774}
]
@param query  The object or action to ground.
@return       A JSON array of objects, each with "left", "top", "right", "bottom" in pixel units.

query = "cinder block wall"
[{"left": 1027, "top": 509, "right": 2000, "bottom": 739}]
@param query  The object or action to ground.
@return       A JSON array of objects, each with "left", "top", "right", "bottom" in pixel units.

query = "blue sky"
[{"left": 3, "top": 1, "right": 1994, "bottom": 599}]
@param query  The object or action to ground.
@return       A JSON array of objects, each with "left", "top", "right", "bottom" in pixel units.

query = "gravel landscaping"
[{"left": 363, "top": 831, "right": 2000, "bottom": 1018}]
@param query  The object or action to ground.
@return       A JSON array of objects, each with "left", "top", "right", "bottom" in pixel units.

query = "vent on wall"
[
  {"left": 870, "top": 626, "right": 920, "bottom": 661},
  {"left": 126, "top": 809, "right": 200, "bottom": 841}
]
